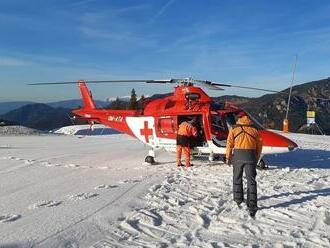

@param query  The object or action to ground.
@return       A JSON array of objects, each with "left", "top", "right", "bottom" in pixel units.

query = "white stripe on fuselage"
[{"left": 126, "top": 117, "right": 291, "bottom": 155}]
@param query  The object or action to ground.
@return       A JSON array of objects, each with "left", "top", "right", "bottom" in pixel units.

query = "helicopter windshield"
[
  {"left": 210, "top": 112, "right": 228, "bottom": 144},
  {"left": 211, "top": 113, "right": 228, "bottom": 133},
  {"left": 211, "top": 111, "right": 264, "bottom": 148},
  {"left": 225, "top": 112, "right": 264, "bottom": 130}
]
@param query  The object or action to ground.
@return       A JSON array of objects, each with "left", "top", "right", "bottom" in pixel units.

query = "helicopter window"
[
  {"left": 225, "top": 112, "right": 264, "bottom": 130},
  {"left": 210, "top": 101, "right": 225, "bottom": 110},
  {"left": 225, "top": 113, "right": 236, "bottom": 128},
  {"left": 158, "top": 118, "right": 175, "bottom": 134},
  {"left": 185, "top": 93, "right": 200, "bottom": 101},
  {"left": 211, "top": 114, "right": 227, "bottom": 132}
]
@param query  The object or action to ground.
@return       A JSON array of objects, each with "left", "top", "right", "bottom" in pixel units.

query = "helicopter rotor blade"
[
  {"left": 27, "top": 79, "right": 185, "bottom": 85},
  {"left": 193, "top": 79, "right": 224, "bottom": 90},
  {"left": 195, "top": 79, "right": 288, "bottom": 94},
  {"left": 213, "top": 83, "right": 287, "bottom": 94},
  {"left": 28, "top": 81, "right": 79, "bottom": 85}
]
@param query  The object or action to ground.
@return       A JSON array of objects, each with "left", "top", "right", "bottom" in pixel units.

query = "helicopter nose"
[
  {"left": 259, "top": 130, "right": 298, "bottom": 152},
  {"left": 288, "top": 140, "right": 298, "bottom": 151}
]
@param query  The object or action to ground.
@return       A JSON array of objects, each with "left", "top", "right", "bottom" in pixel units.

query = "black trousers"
[{"left": 233, "top": 158, "right": 258, "bottom": 212}]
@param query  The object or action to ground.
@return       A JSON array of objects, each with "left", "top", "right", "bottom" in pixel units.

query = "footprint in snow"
[
  {"left": 0, "top": 214, "right": 21, "bottom": 223},
  {"left": 69, "top": 192, "right": 98, "bottom": 200},
  {"left": 0, "top": 156, "right": 10, "bottom": 160},
  {"left": 41, "top": 161, "right": 57, "bottom": 167},
  {"left": 65, "top": 164, "right": 81, "bottom": 168},
  {"left": 95, "top": 184, "right": 118, "bottom": 190},
  {"left": 24, "top": 159, "right": 36, "bottom": 165},
  {"left": 149, "top": 184, "right": 162, "bottom": 192},
  {"left": 29, "top": 200, "right": 62, "bottom": 209},
  {"left": 98, "top": 166, "right": 111, "bottom": 170},
  {"left": 9, "top": 156, "right": 22, "bottom": 161},
  {"left": 0, "top": 145, "right": 11, "bottom": 149},
  {"left": 120, "top": 179, "right": 142, "bottom": 184}
]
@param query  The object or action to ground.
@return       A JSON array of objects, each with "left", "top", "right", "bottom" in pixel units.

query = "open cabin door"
[{"left": 177, "top": 114, "right": 206, "bottom": 148}]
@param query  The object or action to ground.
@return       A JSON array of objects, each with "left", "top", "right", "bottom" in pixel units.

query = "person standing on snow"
[
  {"left": 226, "top": 111, "right": 263, "bottom": 217},
  {"left": 176, "top": 117, "right": 198, "bottom": 168}
]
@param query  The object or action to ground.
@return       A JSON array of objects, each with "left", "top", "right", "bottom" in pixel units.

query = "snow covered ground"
[{"left": 0, "top": 129, "right": 330, "bottom": 247}]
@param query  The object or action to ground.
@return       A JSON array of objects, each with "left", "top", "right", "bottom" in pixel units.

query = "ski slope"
[{"left": 0, "top": 128, "right": 330, "bottom": 247}]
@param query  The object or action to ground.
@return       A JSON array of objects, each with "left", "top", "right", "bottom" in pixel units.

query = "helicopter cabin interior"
[{"left": 177, "top": 114, "right": 206, "bottom": 147}]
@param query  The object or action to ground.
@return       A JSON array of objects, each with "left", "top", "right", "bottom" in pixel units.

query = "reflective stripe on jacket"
[{"left": 226, "top": 116, "right": 262, "bottom": 161}]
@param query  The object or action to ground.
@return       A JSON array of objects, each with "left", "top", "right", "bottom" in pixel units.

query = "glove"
[{"left": 225, "top": 157, "right": 232, "bottom": 166}]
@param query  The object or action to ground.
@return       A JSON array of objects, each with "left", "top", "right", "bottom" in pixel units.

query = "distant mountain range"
[
  {"left": 1, "top": 78, "right": 329, "bottom": 133},
  {"left": 1, "top": 104, "right": 73, "bottom": 131},
  {"left": 215, "top": 77, "right": 330, "bottom": 134},
  {"left": 0, "top": 99, "right": 109, "bottom": 115},
  {"left": 0, "top": 101, "right": 34, "bottom": 115}
]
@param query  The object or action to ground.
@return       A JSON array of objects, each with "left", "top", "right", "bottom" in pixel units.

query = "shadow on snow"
[
  {"left": 259, "top": 187, "right": 330, "bottom": 210},
  {"left": 265, "top": 148, "right": 330, "bottom": 169}
]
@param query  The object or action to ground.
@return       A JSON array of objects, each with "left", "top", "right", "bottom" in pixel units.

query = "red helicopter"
[{"left": 30, "top": 78, "right": 298, "bottom": 168}]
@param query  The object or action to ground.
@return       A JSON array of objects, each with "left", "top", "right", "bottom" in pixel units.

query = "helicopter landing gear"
[
  {"left": 208, "top": 152, "right": 214, "bottom": 162},
  {"left": 145, "top": 156, "right": 156, "bottom": 164},
  {"left": 145, "top": 149, "right": 156, "bottom": 165},
  {"left": 257, "top": 158, "right": 267, "bottom": 170}
]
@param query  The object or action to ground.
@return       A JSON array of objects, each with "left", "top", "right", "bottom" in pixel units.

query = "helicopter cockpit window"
[
  {"left": 225, "top": 112, "right": 263, "bottom": 130},
  {"left": 185, "top": 93, "right": 200, "bottom": 101},
  {"left": 211, "top": 114, "right": 227, "bottom": 133},
  {"left": 225, "top": 113, "right": 236, "bottom": 128},
  {"left": 210, "top": 113, "right": 228, "bottom": 146}
]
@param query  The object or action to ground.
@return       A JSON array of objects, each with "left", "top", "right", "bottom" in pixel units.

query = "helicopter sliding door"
[{"left": 157, "top": 116, "right": 176, "bottom": 139}]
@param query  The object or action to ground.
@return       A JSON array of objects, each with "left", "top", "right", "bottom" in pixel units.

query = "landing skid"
[
  {"left": 257, "top": 158, "right": 268, "bottom": 170},
  {"left": 145, "top": 155, "right": 156, "bottom": 164},
  {"left": 144, "top": 149, "right": 157, "bottom": 165}
]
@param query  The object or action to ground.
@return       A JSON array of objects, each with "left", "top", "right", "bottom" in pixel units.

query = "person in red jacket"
[
  {"left": 176, "top": 117, "right": 198, "bottom": 167},
  {"left": 226, "top": 111, "right": 263, "bottom": 217}
]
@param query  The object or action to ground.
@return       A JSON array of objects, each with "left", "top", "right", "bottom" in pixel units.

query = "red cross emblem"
[{"left": 140, "top": 121, "right": 153, "bottom": 143}]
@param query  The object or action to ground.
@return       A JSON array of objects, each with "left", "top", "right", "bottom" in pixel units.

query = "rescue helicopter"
[{"left": 29, "top": 78, "right": 298, "bottom": 169}]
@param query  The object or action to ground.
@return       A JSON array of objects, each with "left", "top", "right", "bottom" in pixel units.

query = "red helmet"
[{"left": 237, "top": 111, "right": 247, "bottom": 118}]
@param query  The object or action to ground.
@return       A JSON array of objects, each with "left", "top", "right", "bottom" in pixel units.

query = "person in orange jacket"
[
  {"left": 176, "top": 117, "right": 198, "bottom": 167},
  {"left": 226, "top": 111, "right": 263, "bottom": 217}
]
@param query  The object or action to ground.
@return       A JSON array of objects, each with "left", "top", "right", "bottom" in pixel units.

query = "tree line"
[{"left": 107, "top": 88, "right": 145, "bottom": 110}]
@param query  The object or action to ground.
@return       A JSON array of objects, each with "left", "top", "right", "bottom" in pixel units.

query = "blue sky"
[{"left": 0, "top": 0, "right": 330, "bottom": 102}]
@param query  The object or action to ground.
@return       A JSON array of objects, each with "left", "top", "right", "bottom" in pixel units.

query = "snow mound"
[
  {"left": 54, "top": 124, "right": 119, "bottom": 136},
  {"left": 0, "top": 125, "right": 46, "bottom": 136}
]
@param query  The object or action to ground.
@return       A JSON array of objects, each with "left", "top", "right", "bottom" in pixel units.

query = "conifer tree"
[
  {"left": 129, "top": 88, "right": 138, "bottom": 110},
  {"left": 138, "top": 94, "right": 145, "bottom": 110}
]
